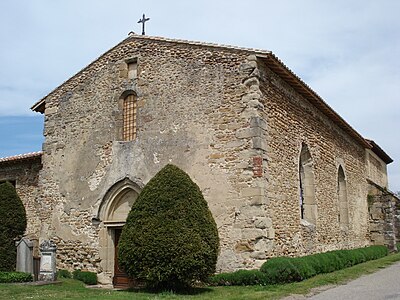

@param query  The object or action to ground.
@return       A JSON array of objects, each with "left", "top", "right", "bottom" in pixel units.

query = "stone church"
[{"left": 0, "top": 34, "right": 398, "bottom": 286}]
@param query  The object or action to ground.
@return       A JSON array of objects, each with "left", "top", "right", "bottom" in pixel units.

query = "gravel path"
[{"left": 308, "top": 262, "right": 400, "bottom": 300}]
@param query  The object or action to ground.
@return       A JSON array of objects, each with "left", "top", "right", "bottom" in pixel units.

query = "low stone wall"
[
  {"left": 53, "top": 236, "right": 101, "bottom": 272},
  {"left": 368, "top": 180, "right": 399, "bottom": 251}
]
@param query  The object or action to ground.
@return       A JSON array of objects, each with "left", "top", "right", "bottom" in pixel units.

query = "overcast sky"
[{"left": 0, "top": 0, "right": 399, "bottom": 191}]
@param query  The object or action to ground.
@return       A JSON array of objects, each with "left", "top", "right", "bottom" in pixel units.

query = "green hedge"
[
  {"left": 72, "top": 270, "right": 97, "bottom": 285},
  {"left": 0, "top": 271, "right": 33, "bottom": 283},
  {"left": 210, "top": 245, "right": 388, "bottom": 286},
  {"left": 57, "top": 269, "right": 71, "bottom": 279},
  {"left": 208, "top": 270, "right": 268, "bottom": 286},
  {"left": 260, "top": 246, "right": 388, "bottom": 284},
  {"left": 261, "top": 257, "right": 305, "bottom": 284}
]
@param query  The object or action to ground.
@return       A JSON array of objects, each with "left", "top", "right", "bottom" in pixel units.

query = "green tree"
[
  {"left": 118, "top": 164, "right": 219, "bottom": 289},
  {"left": 0, "top": 182, "right": 27, "bottom": 271}
]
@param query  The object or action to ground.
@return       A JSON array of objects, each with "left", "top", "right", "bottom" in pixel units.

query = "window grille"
[{"left": 123, "top": 94, "right": 137, "bottom": 141}]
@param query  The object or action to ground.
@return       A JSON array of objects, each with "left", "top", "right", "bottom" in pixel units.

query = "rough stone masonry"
[{"left": 0, "top": 34, "right": 397, "bottom": 285}]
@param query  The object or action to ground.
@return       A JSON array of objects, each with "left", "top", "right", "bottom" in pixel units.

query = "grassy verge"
[{"left": 1, "top": 252, "right": 399, "bottom": 300}]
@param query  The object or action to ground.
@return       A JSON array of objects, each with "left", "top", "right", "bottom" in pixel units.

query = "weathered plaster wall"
[{"left": 258, "top": 61, "right": 370, "bottom": 258}]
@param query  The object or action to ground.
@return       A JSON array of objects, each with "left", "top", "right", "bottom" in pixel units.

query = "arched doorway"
[{"left": 97, "top": 178, "right": 141, "bottom": 287}]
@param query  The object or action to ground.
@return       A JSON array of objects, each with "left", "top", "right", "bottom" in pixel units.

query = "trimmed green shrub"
[
  {"left": 259, "top": 245, "right": 388, "bottom": 285},
  {"left": 72, "top": 270, "right": 97, "bottom": 285},
  {"left": 118, "top": 164, "right": 219, "bottom": 290},
  {"left": 361, "top": 245, "right": 388, "bottom": 260},
  {"left": 209, "top": 270, "right": 268, "bottom": 286},
  {"left": 296, "top": 255, "right": 324, "bottom": 275},
  {"left": 0, "top": 271, "right": 33, "bottom": 283},
  {"left": 0, "top": 182, "right": 27, "bottom": 271},
  {"left": 290, "top": 257, "right": 317, "bottom": 279},
  {"left": 307, "top": 252, "right": 342, "bottom": 273},
  {"left": 352, "top": 248, "right": 368, "bottom": 264},
  {"left": 260, "top": 257, "right": 303, "bottom": 284},
  {"left": 209, "top": 245, "right": 389, "bottom": 286},
  {"left": 57, "top": 269, "right": 71, "bottom": 279},
  {"left": 330, "top": 250, "right": 355, "bottom": 268}
]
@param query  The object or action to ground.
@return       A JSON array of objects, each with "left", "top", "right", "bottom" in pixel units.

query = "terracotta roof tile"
[{"left": 0, "top": 151, "right": 42, "bottom": 164}]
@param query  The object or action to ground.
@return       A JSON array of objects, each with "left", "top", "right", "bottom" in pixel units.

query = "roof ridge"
[{"left": 127, "top": 34, "right": 273, "bottom": 54}]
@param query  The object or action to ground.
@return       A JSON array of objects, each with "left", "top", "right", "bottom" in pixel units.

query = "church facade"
[{"left": 0, "top": 35, "right": 397, "bottom": 285}]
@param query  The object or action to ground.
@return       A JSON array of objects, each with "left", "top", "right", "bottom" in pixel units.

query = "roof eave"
[
  {"left": 31, "top": 100, "right": 45, "bottom": 113},
  {"left": 0, "top": 151, "right": 43, "bottom": 165},
  {"left": 366, "top": 139, "right": 393, "bottom": 164}
]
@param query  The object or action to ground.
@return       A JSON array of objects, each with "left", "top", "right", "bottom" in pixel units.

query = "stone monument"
[
  {"left": 15, "top": 238, "right": 34, "bottom": 275},
  {"left": 38, "top": 240, "right": 57, "bottom": 281}
]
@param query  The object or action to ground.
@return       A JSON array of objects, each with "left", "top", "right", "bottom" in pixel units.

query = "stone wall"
[
  {"left": 28, "top": 36, "right": 377, "bottom": 283},
  {"left": 0, "top": 155, "right": 42, "bottom": 246},
  {"left": 366, "top": 149, "right": 388, "bottom": 188},
  {"left": 395, "top": 204, "right": 400, "bottom": 243},
  {"left": 258, "top": 60, "right": 370, "bottom": 258},
  {"left": 368, "top": 181, "right": 399, "bottom": 251}
]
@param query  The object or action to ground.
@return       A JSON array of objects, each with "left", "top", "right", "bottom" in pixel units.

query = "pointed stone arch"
[
  {"left": 337, "top": 165, "right": 349, "bottom": 230},
  {"left": 96, "top": 178, "right": 142, "bottom": 285},
  {"left": 299, "top": 143, "right": 317, "bottom": 225},
  {"left": 97, "top": 177, "right": 141, "bottom": 225}
]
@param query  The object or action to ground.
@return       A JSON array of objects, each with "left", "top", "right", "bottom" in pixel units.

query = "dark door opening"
[{"left": 113, "top": 228, "right": 129, "bottom": 288}]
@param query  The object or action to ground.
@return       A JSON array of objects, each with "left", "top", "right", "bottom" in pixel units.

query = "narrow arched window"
[
  {"left": 122, "top": 94, "right": 137, "bottom": 141},
  {"left": 337, "top": 166, "right": 349, "bottom": 229},
  {"left": 299, "top": 143, "right": 317, "bottom": 224}
]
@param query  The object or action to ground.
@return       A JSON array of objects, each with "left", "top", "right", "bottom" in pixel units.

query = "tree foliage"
[
  {"left": 0, "top": 182, "right": 27, "bottom": 271},
  {"left": 118, "top": 164, "right": 219, "bottom": 289}
]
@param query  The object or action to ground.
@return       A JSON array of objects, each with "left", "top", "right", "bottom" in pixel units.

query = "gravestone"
[
  {"left": 15, "top": 238, "right": 34, "bottom": 275},
  {"left": 38, "top": 240, "right": 57, "bottom": 281}
]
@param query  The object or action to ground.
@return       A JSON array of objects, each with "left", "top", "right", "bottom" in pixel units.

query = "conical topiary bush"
[
  {"left": 0, "top": 182, "right": 27, "bottom": 271},
  {"left": 118, "top": 164, "right": 219, "bottom": 289}
]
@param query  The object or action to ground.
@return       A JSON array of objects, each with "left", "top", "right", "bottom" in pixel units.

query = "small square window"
[{"left": 127, "top": 60, "right": 137, "bottom": 80}]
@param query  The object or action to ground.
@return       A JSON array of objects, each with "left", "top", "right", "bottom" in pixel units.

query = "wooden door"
[{"left": 113, "top": 228, "right": 129, "bottom": 288}]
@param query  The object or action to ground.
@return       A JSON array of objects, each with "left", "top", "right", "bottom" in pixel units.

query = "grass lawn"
[{"left": 1, "top": 252, "right": 400, "bottom": 300}]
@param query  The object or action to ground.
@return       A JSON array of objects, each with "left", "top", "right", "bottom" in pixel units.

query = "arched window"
[
  {"left": 299, "top": 143, "right": 317, "bottom": 224},
  {"left": 122, "top": 94, "right": 137, "bottom": 141},
  {"left": 337, "top": 165, "right": 349, "bottom": 229}
]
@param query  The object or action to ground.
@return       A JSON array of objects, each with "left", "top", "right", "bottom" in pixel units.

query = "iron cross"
[{"left": 138, "top": 13, "right": 150, "bottom": 35}]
